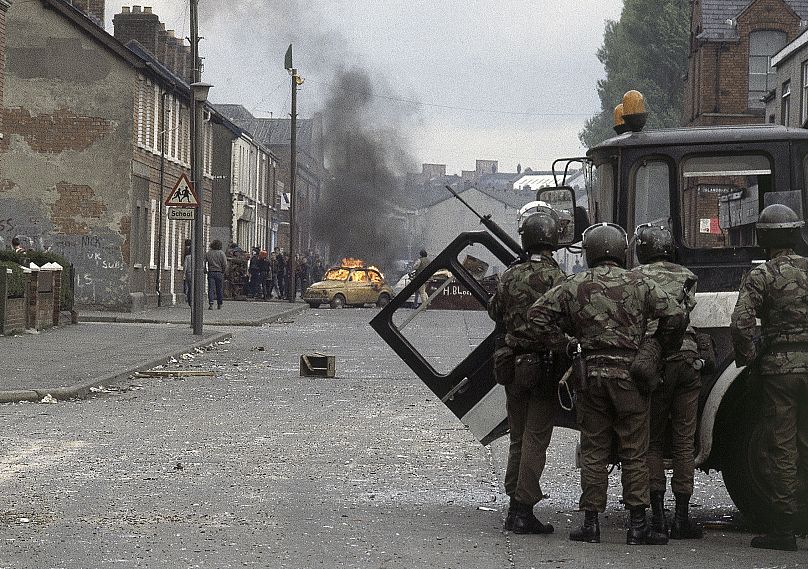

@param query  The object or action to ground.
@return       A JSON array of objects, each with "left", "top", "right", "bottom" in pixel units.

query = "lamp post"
[{"left": 190, "top": 80, "right": 212, "bottom": 336}]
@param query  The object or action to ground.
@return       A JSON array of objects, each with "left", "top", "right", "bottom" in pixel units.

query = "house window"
[
  {"left": 749, "top": 30, "right": 787, "bottom": 108},
  {"left": 782, "top": 80, "right": 791, "bottom": 126},
  {"left": 802, "top": 62, "right": 808, "bottom": 127}
]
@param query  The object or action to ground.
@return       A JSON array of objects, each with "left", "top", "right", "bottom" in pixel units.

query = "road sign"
[
  {"left": 165, "top": 174, "right": 199, "bottom": 207},
  {"left": 168, "top": 208, "right": 195, "bottom": 221}
]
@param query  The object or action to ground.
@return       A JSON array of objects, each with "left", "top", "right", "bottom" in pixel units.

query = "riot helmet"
[
  {"left": 635, "top": 223, "right": 674, "bottom": 264},
  {"left": 582, "top": 223, "right": 628, "bottom": 267},
  {"left": 519, "top": 208, "right": 560, "bottom": 253},
  {"left": 756, "top": 204, "right": 805, "bottom": 250}
]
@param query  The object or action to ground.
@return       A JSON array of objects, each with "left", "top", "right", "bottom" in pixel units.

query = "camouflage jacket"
[
  {"left": 527, "top": 263, "right": 686, "bottom": 378},
  {"left": 632, "top": 261, "right": 698, "bottom": 355},
  {"left": 731, "top": 250, "right": 808, "bottom": 374},
  {"left": 487, "top": 254, "right": 566, "bottom": 352}
]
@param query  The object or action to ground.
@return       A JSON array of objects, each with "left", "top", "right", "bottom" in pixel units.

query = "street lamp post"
[{"left": 190, "top": 81, "right": 212, "bottom": 336}]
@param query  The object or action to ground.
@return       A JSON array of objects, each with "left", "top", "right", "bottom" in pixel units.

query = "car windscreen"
[{"left": 324, "top": 268, "right": 349, "bottom": 281}]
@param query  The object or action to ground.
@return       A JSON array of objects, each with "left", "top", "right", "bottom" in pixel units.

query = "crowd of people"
[
  {"left": 487, "top": 203, "right": 807, "bottom": 551},
  {"left": 182, "top": 240, "right": 327, "bottom": 308}
]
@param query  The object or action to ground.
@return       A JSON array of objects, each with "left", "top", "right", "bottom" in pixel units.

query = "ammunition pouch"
[
  {"left": 695, "top": 332, "right": 716, "bottom": 373},
  {"left": 494, "top": 346, "right": 516, "bottom": 386},
  {"left": 630, "top": 338, "right": 663, "bottom": 395},
  {"left": 513, "top": 351, "right": 567, "bottom": 398}
]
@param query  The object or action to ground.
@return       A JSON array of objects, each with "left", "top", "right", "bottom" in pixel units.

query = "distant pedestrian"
[
  {"left": 257, "top": 250, "right": 271, "bottom": 299},
  {"left": 412, "top": 249, "right": 430, "bottom": 308},
  {"left": 248, "top": 247, "right": 262, "bottom": 298},
  {"left": 183, "top": 250, "right": 192, "bottom": 307},
  {"left": 205, "top": 239, "right": 227, "bottom": 310}
]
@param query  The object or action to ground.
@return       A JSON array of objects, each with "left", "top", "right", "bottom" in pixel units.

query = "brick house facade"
[
  {"left": 0, "top": 0, "right": 8, "bottom": 137},
  {"left": 683, "top": 0, "right": 808, "bottom": 126},
  {"left": 766, "top": 26, "right": 808, "bottom": 125},
  {"left": 0, "top": 0, "right": 213, "bottom": 310}
]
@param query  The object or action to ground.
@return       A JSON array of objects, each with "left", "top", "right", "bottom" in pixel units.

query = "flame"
[{"left": 340, "top": 257, "right": 365, "bottom": 269}]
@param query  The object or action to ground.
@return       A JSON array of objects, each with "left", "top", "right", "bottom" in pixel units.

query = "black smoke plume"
[{"left": 314, "top": 68, "right": 418, "bottom": 271}]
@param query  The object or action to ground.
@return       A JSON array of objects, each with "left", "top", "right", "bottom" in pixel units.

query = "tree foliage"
[{"left": 580, "top": 0, "right": 690, "bottom": 148}]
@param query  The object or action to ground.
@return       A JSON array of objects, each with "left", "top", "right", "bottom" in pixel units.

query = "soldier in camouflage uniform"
[
  {"left": 731, "top": 204, "right": 808, "bottom": 551},
  {"left": 527, "top": 223, "right": 686, "bottom": 545},
  {"left": 632, "top": 224, "right": 703, "bottom": 542},
  {"left": 487, "top": 207, "right": 566, "bottom": 534}
]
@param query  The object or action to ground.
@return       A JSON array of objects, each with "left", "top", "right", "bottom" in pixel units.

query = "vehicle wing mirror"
[{"left": 536, "top": 186, "right": 577, "bottom": 246}]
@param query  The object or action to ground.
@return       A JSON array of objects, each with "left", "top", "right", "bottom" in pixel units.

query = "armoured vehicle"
[{"left": 371, "top": 94, "right": 808, "bottom": 527}]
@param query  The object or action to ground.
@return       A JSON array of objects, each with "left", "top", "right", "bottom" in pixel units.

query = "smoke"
[
  {"left": 198, "top": 2, "right": 420, "bottom": 270},
  {"left": 314, "top": 68, "right": 419, "bottom": 270}
]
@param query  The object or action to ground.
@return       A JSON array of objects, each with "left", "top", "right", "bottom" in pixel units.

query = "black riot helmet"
[
  {"left": 635, "top": 223, "right": 674, "bottom": 264},
  {"left": 519, "top": 208, "right": 560, "bottom": 253},
  {"left": 582, "top": 223, "right": 628, "bottom": 267},
  {"left": 756, "top": 204, "right": 805, "bottom": 250}
]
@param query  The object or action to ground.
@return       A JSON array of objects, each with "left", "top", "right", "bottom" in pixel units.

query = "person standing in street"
[
  {"left": 632, "top": 224, "right": 703, "bottom": 542},
  {"left": 487, "top": 207, "right": 566, "bottom": 535},
  {"left": 205, "top": 239, "right": 227, "bottom": 310},
  {"left": 412, "top": 249, "right": 430, "bottom": 308},
  {"left": 527, "top": 223, "right": 686, "bottom": 546},
  {"left": 731, "top": 204, "right": 808, "bottom": 551}
]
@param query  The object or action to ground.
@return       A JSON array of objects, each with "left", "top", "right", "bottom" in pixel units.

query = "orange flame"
[{"left": 340, "top": 257, "right": 365, "bottom": 269}]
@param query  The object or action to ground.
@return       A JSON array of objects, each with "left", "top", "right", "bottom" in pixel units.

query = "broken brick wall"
[{"left": 0, "top": 1, "right": 136, "bottom": 309}]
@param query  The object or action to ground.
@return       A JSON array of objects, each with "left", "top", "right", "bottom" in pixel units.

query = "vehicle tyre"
[
  {"left": 376, "top": 293, "right": 391, "bottom": 308},
  {"left": 307, "top": 302, "right": 320, "bottom": 308},
  {"left": 330, "top": 294, "right": 346, "bottom": 309},
  {"left": 719, "top": 377, "right": 779, "bottom": 530}
]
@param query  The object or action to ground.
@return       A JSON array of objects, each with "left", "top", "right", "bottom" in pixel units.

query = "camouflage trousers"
[
  {"left": 761, "top": 372, "right": 808, "bottom": 516},
  {"left": 576, "top": 374, "right": 650, "bottom": 512},
  {"left": 648, "top": 357, "right": 701, "bottom": 495},
  {"left": 505, "top": 384, "right": 557, "bottom": 506}
]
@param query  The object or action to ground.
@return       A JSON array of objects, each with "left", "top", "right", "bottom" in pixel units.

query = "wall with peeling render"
[{"left": 0, "top": 1, "right": 135, "bottom": 309}]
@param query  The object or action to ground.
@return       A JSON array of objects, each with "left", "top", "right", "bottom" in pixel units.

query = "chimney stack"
[
  {"left": 113, "top": 5, "right": 161, "bottom": 58},
  {"left": 70, "top": 0, "right": 106, "bottom": 27}
]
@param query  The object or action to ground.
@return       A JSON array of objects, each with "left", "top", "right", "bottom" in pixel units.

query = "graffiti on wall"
[{"left": 51, "top": 230, "right": 128, "bottom": 307}]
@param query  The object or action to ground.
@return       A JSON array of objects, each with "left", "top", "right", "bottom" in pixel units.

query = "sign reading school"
[{"left": 165, "top": 174, "right": 199, "bottom": 207}]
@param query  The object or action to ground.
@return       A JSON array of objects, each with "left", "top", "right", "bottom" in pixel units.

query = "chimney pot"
[
  {"left": 132, "top": 5, "right": 141, "bottom": 13},
  {"left": 144, "top": 6, "right": 152, "bottom": 14},
  {"left": 122, "top": 6, "right": 130, "bottom": 13}
]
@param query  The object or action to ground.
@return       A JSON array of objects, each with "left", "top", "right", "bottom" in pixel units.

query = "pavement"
[{"left": 0, "top": 299, "right": 306, "bottom": 403}]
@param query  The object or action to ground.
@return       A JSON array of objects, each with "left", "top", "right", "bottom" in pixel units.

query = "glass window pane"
[
  {"left": 633, "top": 160, "right": 670, "bottom": 227},
  {"left": 680, "top": 155, "right": 773, "bottom": 249}
]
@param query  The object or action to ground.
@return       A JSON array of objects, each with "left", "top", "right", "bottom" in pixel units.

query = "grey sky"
[{"left": 107, "top": 1, "right": 624, "bottom": 175}]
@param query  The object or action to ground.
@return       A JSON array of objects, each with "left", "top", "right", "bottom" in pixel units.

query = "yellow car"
[{"left": 303, "top": 266, "right": 393, "bottom": 309}]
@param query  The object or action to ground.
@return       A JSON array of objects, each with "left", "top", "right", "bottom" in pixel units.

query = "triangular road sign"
[{"left": 165, "top": 174, "right": 199, "bottom": 207}]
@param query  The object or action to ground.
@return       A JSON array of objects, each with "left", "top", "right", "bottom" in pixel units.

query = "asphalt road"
[{"left": 0, "top": 308, "right": 804, "bottom": 568}]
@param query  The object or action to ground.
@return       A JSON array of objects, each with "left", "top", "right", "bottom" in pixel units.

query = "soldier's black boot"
[
  {"left": 504, "top": 498, "right": 518, "bottom": 532},
  {"left": 569, "top": 510, "right": 600, "bottom": 543},
  {"left": 751, "top": 516, "right": 798, "bottom": 551},
  {"left": 512, "top": 500, "right": 554, "bottom": 535},
  {"left": 627, "top": 507, "right": 667, "bottom": 545},
  {"left": 669, "top": 493, "right": 703, "bottom": 539},
  {"left": 650, "top": 491, "right": 669, "bottom": 544}
]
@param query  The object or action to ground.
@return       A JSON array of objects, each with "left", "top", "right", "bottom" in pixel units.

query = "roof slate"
[
  {"left": 700, "top": 0, "right": 808, "bottom": 41},
  {"left": 215, "top": 104, "right": 315, "bottom": 148}
]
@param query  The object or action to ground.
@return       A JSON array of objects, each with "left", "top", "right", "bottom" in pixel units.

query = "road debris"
[
  {"left": 134, "top": 370, "right": 216, "bottom": 378},
  {"left": 39, "top": 394, "right": 57, "bottom": 404}
]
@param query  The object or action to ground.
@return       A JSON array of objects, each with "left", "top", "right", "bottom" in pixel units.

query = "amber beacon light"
[{"left": 621, "top": 90, "right": 648, "bottom": 132}]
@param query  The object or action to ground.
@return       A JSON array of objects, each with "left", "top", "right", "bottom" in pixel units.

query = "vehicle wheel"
[
  {"left": 719, "top": 378, "right": 778, "bottom": 530},
  {"left": 376, "top": 293, "right": 391, "bottom": 308},
  {"left": 330, "top": 294, "right": 346, "bottom": 309},
  {"left": 307, "top": 302, "right": 320, "bottom": 308}
]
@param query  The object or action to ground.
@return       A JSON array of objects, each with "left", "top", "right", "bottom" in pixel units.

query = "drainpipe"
[{"left": 156, "top": 84, "right": 176, "bottom": 307}]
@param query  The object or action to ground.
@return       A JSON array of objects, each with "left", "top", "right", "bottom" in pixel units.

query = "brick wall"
[
  {"left": 0, "top": 1, "right": 8, "bottom": 136},
  {"left": 684, "top": 0, "right": 802, "bottom": 126}
]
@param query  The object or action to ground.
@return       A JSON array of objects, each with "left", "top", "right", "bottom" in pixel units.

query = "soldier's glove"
[{"left": 630, "top": 337, "right": 663, "bottom": 395}]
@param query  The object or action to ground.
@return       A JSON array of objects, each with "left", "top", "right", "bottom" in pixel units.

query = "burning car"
[{"left": 303, "top": 258, "right": 393, "bottom": 309}]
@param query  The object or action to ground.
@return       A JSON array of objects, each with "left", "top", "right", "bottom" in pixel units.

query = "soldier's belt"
[
  {"left": 584, "top": 348, "right": 636, "bottom": 362},
  {"left": 769, "top": 342, "right": 808, "bottom": 353}
]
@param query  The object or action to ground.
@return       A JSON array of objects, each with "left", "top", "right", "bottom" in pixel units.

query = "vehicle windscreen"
[{"left": 324, "top": 268, "right": 350, "bottom": 281}]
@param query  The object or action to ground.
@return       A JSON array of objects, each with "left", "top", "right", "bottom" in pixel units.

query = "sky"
[{"left": 105, "top": 1, "right": 625, "bottom": 176}]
